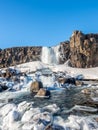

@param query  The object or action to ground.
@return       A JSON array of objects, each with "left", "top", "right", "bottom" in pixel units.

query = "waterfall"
[{"left": 41, "top": 46, "right": 59, "bottom": 65}]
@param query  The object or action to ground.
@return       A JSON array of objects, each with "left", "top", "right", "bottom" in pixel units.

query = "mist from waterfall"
[{"left": 41, "top": 46, "right": 59, "bottom": 65}]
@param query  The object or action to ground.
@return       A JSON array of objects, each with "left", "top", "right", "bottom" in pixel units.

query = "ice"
[
  {"left": 22, "top": 123, "right": 35, "bottom": 130},
  {"left": 72, "top": 105, "right": 98, "bottom": 112},
  {"left": 53, "top": 116, "right": 65, "bottom": 128},
  {"left": 41, "top": 47, "right": 59, "bottom": 65},
  {"left": 0, "top": 103, "right": 17, "bottom": 117},
  {"left": 33, "top": 123, "right": 45, "bottom": 130},
  {"left": 43, "top": 104, "right": 60, "bottom": 114},
  {"left": 0, "top": 61, "right": 98, "bottom": 130},
  {"left": 64, "top": 115, "right": 98, "bottom": 130},
  {"left": 91, "top": 97, "right": 98, "bottom": 102},
  {"left": 21, "top": 108, "right": 41, "bottom": 123},
  {"left": 17, "top": 101, "right": 33, "bottom": 115}
]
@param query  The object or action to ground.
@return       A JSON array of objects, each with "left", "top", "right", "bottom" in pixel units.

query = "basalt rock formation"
[
  {"left": 70, "top": 31, "right": 98, "bottom": 68},
  {"left": 0, "top": 31, "right": 98, "bottom": 68},
  {"left": 58, "top": 41, "right": 70, "bottom": 64},
  {"left": 0, "top": 47, "right": 42, "bottom": 68}
]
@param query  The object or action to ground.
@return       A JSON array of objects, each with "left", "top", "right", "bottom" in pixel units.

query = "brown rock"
[
  {"left": 58, "top": 77, "right": 76, "bottom": 85},
  {"left": 81, "top": 89, "right": 91, "bottom": 94},
  {"left": 1, "top": 31, "right": 98, "bottom": 68},
  {"left": 30, "top": 81, "right": 43, "bottom": 93},
  {"left": 75, "top": 80, "right": 83, "bottom": 86},
  {"left": 58, "top": 41, "right": 70, "bottom": 64},
  {"left": 45, "top": 125, "right": 53, "bottom": 130},
  {"left": 95, "top": 118, "right": 98, "bottom": 122},
  {"left": 58, "top": 78, "right": 67, "bottom": 84},
  {"left": 70, "top": 31, "right": 98, "bottom": 68},
  {"left": 0, "top": 47, "right": 42, "bottom": 68},
  {"left": 36, "top": 88, "right": 51, "bottom": 97}
]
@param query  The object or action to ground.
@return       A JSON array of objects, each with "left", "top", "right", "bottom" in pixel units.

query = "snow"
[
  {"left": 0, "top": 61, "right": 98, "bottom": 130},
  {"left": 13, "top": 61, "right": 98, "bottom": 79},
  {"left": 49, "top": 64, "right": 98, "bottom": 79},
  {"left": 15, "top": 61, "right": 47, "bottom": 73}
]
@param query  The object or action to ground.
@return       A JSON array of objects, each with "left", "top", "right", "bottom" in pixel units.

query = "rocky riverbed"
[{"left": 0, "top": 62, "right": 98, "bottom": 130}]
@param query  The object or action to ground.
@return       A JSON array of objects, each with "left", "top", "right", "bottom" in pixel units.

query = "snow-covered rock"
[
  {"left": 43, "top": 104, "right": 60, "bottom": 114},
  {"left": 17, "top": 101, "right": 33, "bottom": 114},
  {"left": 21, "top": 108, "right": 41, "bottom": 123},
  {"left": 0, "top": 103, "right": 17, "bottom": 117}
]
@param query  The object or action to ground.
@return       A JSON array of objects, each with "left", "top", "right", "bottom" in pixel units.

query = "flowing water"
[{"left": 12, "top": 86, "right": 98, "bottom": 119}]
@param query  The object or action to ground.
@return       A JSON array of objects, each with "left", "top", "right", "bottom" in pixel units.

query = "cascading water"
[{"left": 41, "top": 46, "right": 59, "bottom": 65}]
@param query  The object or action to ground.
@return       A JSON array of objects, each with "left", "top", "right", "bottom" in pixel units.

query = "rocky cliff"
[
  {"left": 0, "top": 31, "right": 98, "bottom": 68},
  {"left": 58, "top": 41, "right": 70, "bottom": 64},
  {"left": 70, "top": 31, "right": 98, "bottom": 68},
  {"left": 0, "top": 47, "right": 42, "bottom": 68}
]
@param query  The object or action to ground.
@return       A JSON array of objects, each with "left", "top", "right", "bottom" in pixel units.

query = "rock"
[
  {"left": 58, "top": 78, "right": 67, "bottom": 84},
  {"left": 95, "top": 117, "right": 98, "bottom": 122},
  {"left": 0, "top": 86, "right": 2, "bottom": 92},
  {"left": 58, "top": 77, "right": 76, "bottom": 85},
  {"left": 7, "top": 98, "right": 14, "bottom": 103},
  {"left": 70, "top": 31, "right": 98, "bottom": 68},
  {"left": 75, "top": 80, "right": 83, "bottom": 86},
  {"left": 30, "top": 81, "right": 43, "bottom": 93},
  {"left": 1, "top": 31, "right": 98, "bottom": 68},
  {"left": 59, "top": 41, "right": 70, "bottom": 64},
  {"left": 36, "top": 88, "right": 51, "bottom": 97},
  {"left": 45, "top": 125, "right": 53, "bottom": 130},
  {"left": 0, "top": 47, "right": 42, "bottom": 68},
  {"left": 1, "top": 85, "right": 8, "bottom": 90},
  {"left": 81, "top": 89, "right": 91, "bottom": 94},
  {"left": 45, "top": 124, "right": 65, "bottom": 130}
]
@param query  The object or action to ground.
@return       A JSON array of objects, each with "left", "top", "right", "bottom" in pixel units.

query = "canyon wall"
[
  {"left": 0, "top": 31, "right": 98, "bottom": 68},
  {"left": 70, "top": 31, "right": 98, "bottom": 68},
  {"left": 0, "top": 47, "right": 42, "bottom": 68}
]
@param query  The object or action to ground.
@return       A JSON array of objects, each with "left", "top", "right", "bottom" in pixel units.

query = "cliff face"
[
  {"left": 70, "top": 31, "right": 98, "bottom": 68},
  {"left": 0, "top": 47, "right": 42, "bottom": 68},
  {"left": 58, "top": 41, "right": 70, "bottom": 64},
  {"left": 0, "top": 31, "right": 98, "bottom": 68}
]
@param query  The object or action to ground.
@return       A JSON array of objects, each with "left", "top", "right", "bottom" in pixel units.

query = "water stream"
[{"left": 11, "top": 86, "right": 98, "bottom": 119}]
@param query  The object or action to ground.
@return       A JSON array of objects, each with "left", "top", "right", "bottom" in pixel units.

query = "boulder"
[
  {"left": 36, "top": 88, "right": 51, "bottom": 97},
  {"left": 58, "top": 77, "right": 76, "bottom": 85},
  {"left": 30, "top": 81, "right": 43, "bottom": 93},
  {"left": 75, "top": 80, "right": 83, "bottom": 86},
  {"left": 1, "top": 84, "right": 8, "bottom": 90},
  {"left": 81, "top": 89, "right": 91, "bottom": 94}
]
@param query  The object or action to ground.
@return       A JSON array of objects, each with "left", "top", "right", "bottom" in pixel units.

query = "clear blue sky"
[{"left": 0, "top": 0, "right": 98, "bottom": 49}]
